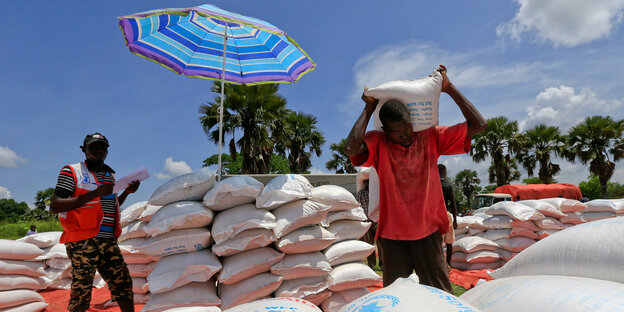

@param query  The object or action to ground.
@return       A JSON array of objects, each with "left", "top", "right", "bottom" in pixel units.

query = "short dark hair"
[
  {"left": 379, "top": 99, "right": 409, "bottom": 128},
  {"left": 438, "top": 164, "right": 447, "bottom": 178}
]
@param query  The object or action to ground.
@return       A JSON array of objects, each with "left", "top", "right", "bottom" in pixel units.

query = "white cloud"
[
  {"left": 612, "top": 167, "right": 624, "bottom": 183},
  {"left": 0, "top": 186, "right": 11, "bottom": 199},
  {"left": 155, "top": 157, "right": 192, "bottom": 180},
  {"left": 0, "top": 145, "right": 27, "bottom": 168},
  {"left": 308, "top": 167, "right": 328, "bottom": 175},
  {"left": 439, "top": 155, "right": 490, "bottom": 185},
  {"left": 497, "top": 0, "right": 624, "bottom": 47},
  {"left": 519, "top": 85, "right": 624, "bottom": 131}
]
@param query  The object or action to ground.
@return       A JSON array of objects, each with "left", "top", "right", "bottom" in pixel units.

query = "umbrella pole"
[{"left": 217, "top": 23, "right": 229, "bottom": 182}]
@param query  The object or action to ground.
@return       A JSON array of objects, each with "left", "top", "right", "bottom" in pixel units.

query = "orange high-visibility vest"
[{"left": 58, "top": 162, "right": 121, "bottom": 243}]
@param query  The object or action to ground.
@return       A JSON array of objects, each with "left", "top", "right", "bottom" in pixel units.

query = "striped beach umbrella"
[{"left": 118, "top": 4, "right": 316, "bottom": 178}]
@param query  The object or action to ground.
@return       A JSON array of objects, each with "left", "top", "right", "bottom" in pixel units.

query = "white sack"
[
  {"left": 452, "top": 236, "right": 499, "bottom": 253},
  {"left": 0, "top": 260, "right": 45, "bottom": 277},
  {"left": 486, "top": 201, "right": 544, "bottom": 221},
  {"left": 218, "top": 273, "right": 282, "bottom": 310},
  {"left": 509, "top": 220, "right": 539, "bottom": 231},
  {"left": 148, "top": 249, "right": 222, "bottom": 294},
  {"left": 583, "top": 199, "right": 624, "bottom": 213},
  {"left": 142, "top": 281, "right": 220, "bottom": 312},
  {"left": 0, "top": 275, "right": 43, "bottom": 291},
  {"left": 211, "top": 204, "right": 276, "bottom": 244},
  {"left": 45, "top": 258, "right": 70, "bottom": 270},
  {"left": 219, "top": 247, "right": 284, "bottom": 285},
  {"left": 16, "top": 231, "right": 62, "bottom": 249},
  {"left": 309, "top": 185, "right": 360, "bottom": 212},
  {"left": 276, "top": 226, "right": 337, "bottom": 254},
  {"left": 256, "top": 174, "right": 312, "bottom": 210},
  {"left": 509, "top": 227, "right": 539, "bottom": 240},
  {"left": 456, "top": 215, "right": 488, "bottom": 229},
  {"left": 451, "top": 250, "right": 500, "bottom": 264},
  {"left": 303, "top": 289, "right": 332, "bottom": 306},
  {"left": 139, "top": 204, "right": 163, "bottom": 222},
  {"left": 120, "top": 201, "right": 147, "bottom": 226},
  {"left": 482, "top": 215, "right": 513, "bottom": 229},
  {"left": 494, "top": 237, "right": 536, "bottom": 252},
  {"left": 0, "top": 289, "right": 45, "bottom": 310},
  {"left": 541, "top": 198, "right": 586, "bottom": 213},
  {"left": 356, "top": 167, "right": 379, "bottom": 222},
  {"left": 272, "top": 199, "right": 331, "bottom": 238},
  {"left": 119, "top": 220, "right": 148, "bottom": 242},
  {"left": 223, "top": 297, "right": 321, "bottom": 312},
  {"left": 325, "top": 220, "right": 371, "bottom": 243},
  {"left": 337, "top": 273, "right": 479, "bottom": 312},
  {"left": 475, "top": 229, "right": 511, "bottom": 242},
  {"left": 0, "top": 301, "right": 48, "bottom": 312},
  {"left": 327, "top": 263, "right": 381, "bottom": 292},
  {"left": 137, "top": 227, "right": 211, "bottom": 257},
  {"left": 127, "top": 262, "right": 157, "bottom": 278},
  {"left": 517, "top": 199, "right": 566, "bottom": 218},
  {"left": 323, "top": 240, "right": 375, "bottom": 267},
  {"left": 534, "top": 217, "right": 566, "bottom": 230},
  {"left": 147, "top": 168, "right": 216, "bottom": 207},
  {"left": 211, "top": 228, "right": 276, "bottom": 257},
  {"left": 270, "top": 252, "right": 331, "bottom": 280},
  {"left": 143, "top": 201, "right": 214, "bottom": 237},
  {"left": 451, "top": 260, "right": 504, "bottom": 271},
  {"left": 321, "top": 288, "right": 370, "bottom": 312},
  {"left": 123, "top": 253, "right": 159, "bottom": 265},
  {"left": 31, "top": 243, "right": 67, "bottom": 261},
  {"left": 275, "top": 276, "right": 328, "bottom": 298},
  {"left": 490, "top": 216, "right": 624, "bottom": 283},
  {"left": 536, "top": 229, "right": 560, "bottom": 239},
  {"left": 118, "top": 237, "right": 146, "bottom": 255},
  {"left": 461, "top": 275, "right": 624, "bottom": 312},
  {"left": 202, "top": 176, "right": 263, "bottom": 211},
  {"left": 559, "top": 212, "right": 584, "bottom": 224},
  {"left": 580, "top": 211, "right": 616, "bottom": 222},
  {"left": 321, "top": 207, "right": 367, "bottom": 227},
  {"left": 364, "top": 70, "right": 442, "bottom": 132},
  {"left": 0, "top": 240, "right": 44, "bottom": 261}
]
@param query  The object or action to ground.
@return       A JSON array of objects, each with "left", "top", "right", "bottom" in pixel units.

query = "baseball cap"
[{"left": 83, "top": 133, "right": 109, "bottom": 147}]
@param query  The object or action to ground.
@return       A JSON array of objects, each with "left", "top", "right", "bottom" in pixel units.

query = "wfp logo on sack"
[{"left": 342, "top": 294, "right": 400, "bottom": 311}]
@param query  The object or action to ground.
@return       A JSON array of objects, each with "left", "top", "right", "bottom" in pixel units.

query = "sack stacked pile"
[
  {"left": 451, "top": 198, "right": 624, "bottom": 271},
  {"left": 0, "top": 239, "right": 48, "bottom": 311}
]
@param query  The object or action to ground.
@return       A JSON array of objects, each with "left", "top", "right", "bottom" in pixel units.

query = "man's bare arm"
[{"left": 345, "top": 92, "right": 379, "bottom": 157}]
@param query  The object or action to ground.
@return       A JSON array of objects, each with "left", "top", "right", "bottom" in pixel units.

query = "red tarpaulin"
[{"left": 494, "top": 183, "right": 582, "bottom": 201}]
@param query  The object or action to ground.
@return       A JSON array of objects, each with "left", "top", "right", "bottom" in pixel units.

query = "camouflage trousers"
[{"left": 65, "top": 237, "right": 133, "bottom": 312}]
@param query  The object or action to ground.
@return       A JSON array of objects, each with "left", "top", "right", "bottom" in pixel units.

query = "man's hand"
[
  {"left": 437, "top": 65, "right": 453, "bottom": 94},
  {"left": 94, "top": 183, "right": 115, "bottom": 198},
  {"left": 361, "top": 90, "right": 379, "bottom": 112},
  {"left": 124, "top": 180, "right": 140, "bottom": 194}
]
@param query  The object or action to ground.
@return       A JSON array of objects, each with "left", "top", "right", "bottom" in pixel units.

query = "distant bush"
[{"left": 0, "top": 219, "right": 63, "bottom": 240}]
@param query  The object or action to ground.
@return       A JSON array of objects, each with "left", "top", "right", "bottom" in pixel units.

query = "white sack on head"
[
  {"left": 142, "top": 281, "right": 220, "bottom": 312},
  {"left": 256, "top": 174, "right": 312, "bottom": 210},
  {"left": 148, "top": 168, "right": 216, "bottom": 207},
  {"left": 211, "top": 228, "right": 276, "bottom": 257},
  {"left": 0, "top": 240, "right": 44, "bottom": 261},
  {"left": 148, "top": 249, "right": 222, "bottom": 294},
  {"left": 338, "top": 273, "right": 479, "bottom": 312},
  {"left": 202, "top": 175, "right": 263, "bottom": 211},
  {"left": 490, "top": 216, "right": 624, "bottom": 283},
  {"left": 327, "top": 262, "right": 381, "bottom": 292},
  {"left": 120, "top": 201, "right": 147, "bottom": 226},
  {"left": 143, "top": 201, "right": 214, "bottom": 237},
  {"left": 461, "top": 275, "right": 624, "bottom": 312},
  {"left": 211, "top": 204, "right": 276, "bottom": 244},
  {"left": 310, "top": 185, "right": 360, "bottom": 212},
  {"left": 270, "top": 251, "right": 331, "bottom": 280},
  {"left": 218, "top": 273, "right": 283, "bottom": 310},
  {"left": 272, "top": 199, "right": 331, "bottom": 238},
  {"left": 364, "top": 70, "right": 442, "bottom": 132},
  {"left": 16, "top": 231, "right": 62, "bottom": 249},
  {"left": 276, "top": 226, "right": 337, "bottom": 254},
  {"left": 137, "top": 227, "right": 211, "bottom": 257},
  {"left": 323, "top": 240, "right": 375, "bottom": 267},
  {"left": 219, "top": 247, "right": 284, "bottom": 285}
]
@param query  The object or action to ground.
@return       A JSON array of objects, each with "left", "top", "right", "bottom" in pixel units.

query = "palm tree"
[
  {"left": 199, "top": 82, "right": 291, "bottom": 174},
  {"left": 564, "top": 116, "right": 624, "bottom": 197},
  {"left": 471, "top": 116, "right": 523, "bottom": 186},
  {"left": 326, "top": 139, "right": 357, "bottom": 174},
  {"left": 516, "top": 124, "right": 564, "bottom": 184},
  {"left": 278, "top": 111, "right": 325, "bottom": 173},
  {"left": 488, "top": 157, "right": 521, "bottom": 187},
  {"left": 453, "top": 169, "right": 482, "bottom": 212}
]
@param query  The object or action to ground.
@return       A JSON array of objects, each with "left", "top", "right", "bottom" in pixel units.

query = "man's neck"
[{"left": 85, "top": 159, "right": 104, "bottom": 172}]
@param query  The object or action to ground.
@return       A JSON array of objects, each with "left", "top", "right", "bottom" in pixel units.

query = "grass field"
[{"left": 0, "top": 219, "right": 63, "bottom": 240}]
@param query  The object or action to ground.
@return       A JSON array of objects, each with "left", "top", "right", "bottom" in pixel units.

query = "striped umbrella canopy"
[{"left": 118, "top": 4, "right": 316, "bottom": 179}]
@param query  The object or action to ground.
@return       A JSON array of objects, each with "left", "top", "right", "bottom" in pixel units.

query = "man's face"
[
  {"left": 84, "top": 141, "right": 108, "bottom": 162},
  {"left": 383, "top": 119, "right": 413, "bottom": 147}
]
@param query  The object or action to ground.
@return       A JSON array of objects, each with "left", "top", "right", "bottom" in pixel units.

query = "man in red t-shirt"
[{"left": 345, "top": 65, "right": 487, "bottom": 292}]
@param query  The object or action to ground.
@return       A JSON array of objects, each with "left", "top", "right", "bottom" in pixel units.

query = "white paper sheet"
[{"left": 114, "top": 167, "right": 150, "bottom": 194}]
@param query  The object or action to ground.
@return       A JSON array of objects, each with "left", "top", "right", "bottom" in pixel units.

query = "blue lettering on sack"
[
  {"left": 343, "top": 294, "right": 400, "bottom": 311},
  {"left": 194, "top": 243, "right": 204, "bottom": 251}
]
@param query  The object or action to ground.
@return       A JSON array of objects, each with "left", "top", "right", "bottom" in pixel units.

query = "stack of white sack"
[
  {"left": 0, "top": 239, "right": 48, "bottom": 311},
  {"left": 460, "top": 216, "right": 624, "bottom": 311},
  {"left": 335, "top": 273, "right": 480, "bottom": 312},
  {"left": 138, "top": 168, "right": 224, "bottom": 312},
  {"left": 305, "top": 185, "right": 377, "bottom": 311},
  {"left": 453, "top": 198, "right": 624, "bottom": 271}
]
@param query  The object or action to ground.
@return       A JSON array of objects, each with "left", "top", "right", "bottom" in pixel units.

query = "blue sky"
[{"left": 2, "top": 0, "right": 624, "bottom": 207}]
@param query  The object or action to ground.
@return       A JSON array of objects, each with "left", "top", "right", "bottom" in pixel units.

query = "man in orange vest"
[{"left": 50, "top": 133, "right": 140, "bottom": 312}]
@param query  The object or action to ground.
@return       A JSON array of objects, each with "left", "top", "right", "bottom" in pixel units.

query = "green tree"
[
  {"left": 203, "top": 152, "right": 290, "bottom": 175},
  {"left": 579, "top": 174, "right": 624, "bottom": 200},
  {"left": 326, "top": 139, "right": 356, "bottom": 174},
  {"left": 199, "top": 82, "right": 291, "bottom": 174},
  {"left": 517, "top": 124, "right": 564, "bottom": 184},
  {"left": 483, "top": 184, "right": 498, "bottom": 193},
  {"left": 453, "top": 169, "right": 482, "bottom": 213},
  {"left": 31, "top": 188, "right": 55, "bottom": 220},
  {"left": 522, "top": 176, "right": 557, "bottom": 184},
  {"left": 564, "top": 116, "right": 624, "bottom": 197},
  {"left": 0, "top": 199, "right": 30, "bottom": 222},
  {"left": 471, "top": 116, "right": 523, "bottom": 186},
  {"left": 278, "top": 111, "right": 325, "bottom": 174}
]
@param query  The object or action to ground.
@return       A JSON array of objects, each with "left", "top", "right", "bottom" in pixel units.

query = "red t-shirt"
[{"left": 350, "top": 122, "right": 470, "bottom": 240}]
